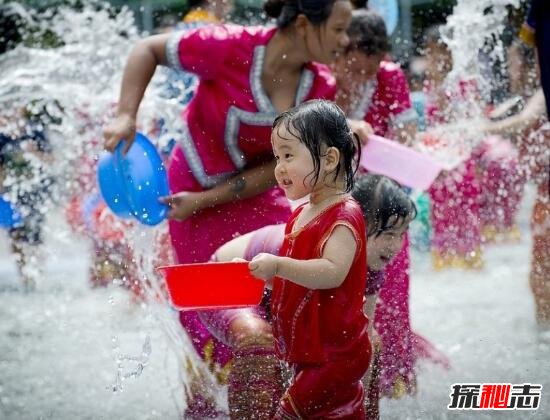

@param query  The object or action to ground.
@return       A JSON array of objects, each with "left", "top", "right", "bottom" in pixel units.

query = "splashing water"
[
  {"left": 110, "top": 335, "right": 152, "bottom": 392},
  {"left": 417, "top": 0, "right": 523, "bottom": 168},
  {"left": 0, "top": 1, "right": 224, "bottom": 413},
  {"left": 444, "top": 0, "right": 521, "bottom": 87}
]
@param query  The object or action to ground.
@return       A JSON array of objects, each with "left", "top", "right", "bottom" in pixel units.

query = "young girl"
[{"left": 248, "top": 99, "right": 369, "bottom": 418}]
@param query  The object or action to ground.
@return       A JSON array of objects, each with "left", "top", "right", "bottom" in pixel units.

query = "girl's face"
[
  {"left": 303, "top": 0, "right": 353, "bottom": 64},
  {"left": 272, "top": 125, "right": 318, "bottom": 201},
  {"left": 367, "top": 216, "right": 410, "bottom": 270}
]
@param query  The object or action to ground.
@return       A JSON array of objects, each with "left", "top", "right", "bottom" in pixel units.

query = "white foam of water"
[{"left": 0, "top": 2, "right": 223, "bottom": 413}]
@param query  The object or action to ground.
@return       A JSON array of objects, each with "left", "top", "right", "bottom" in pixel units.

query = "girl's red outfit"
[{"left": 271, "top": 197, "right": 371, "bottom": 418}]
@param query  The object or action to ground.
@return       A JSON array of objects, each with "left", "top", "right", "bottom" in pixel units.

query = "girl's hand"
[
  {"left": 159, "top": 191, "right": 210, "bottom": 221},
  {"left": 348, "top": 119, "right": 373, "bottom": 145},
  {"left": 103, "top": 113, "right": 136, "bottom": 155},
  {"left": 249, "top": 253, "right": 278, "bottom": 282}
]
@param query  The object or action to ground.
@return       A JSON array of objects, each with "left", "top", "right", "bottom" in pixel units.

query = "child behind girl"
[
  {"left": 207, "top": 174, "right": 419, "bottom": 418},
  {"left": 249, "top": 99, "right": 369, "bottom": 418}
]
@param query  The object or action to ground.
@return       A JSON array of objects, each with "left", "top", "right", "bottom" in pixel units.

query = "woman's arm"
[
  {"left": 162, "top": 159, "right": 278, "bottom": 220},
  {"left": 250, "top": 225, "right": 358, "bottom": 290},
  {"left": 103, "top": 34, "right": 171, "bottom": 154},
  {"left": 481, "top": 89, "right": 546, "bottom": 139}
]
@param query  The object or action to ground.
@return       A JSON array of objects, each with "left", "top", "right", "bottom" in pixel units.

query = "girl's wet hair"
[
  {"left": 346, "top": 9, "right": 389, "bottom": 56},
  {"left": 351, "top": 174, "right": 417, "bottom": 237},
  {"left": 272, "top": 99, "right": 360, "bottom": 193},
  {"left": 264, "top": 0, "right": 343, "bottom": 29}
]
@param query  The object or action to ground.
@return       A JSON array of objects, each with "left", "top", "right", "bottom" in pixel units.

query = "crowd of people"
[{"left": 1, "top": 0, "right": 548, "bottom": 418}]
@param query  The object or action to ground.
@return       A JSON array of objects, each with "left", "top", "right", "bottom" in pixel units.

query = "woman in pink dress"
[
  {"left": 103, "top": 1, "right": 370, "bottom": 417},
  {"left": 421, "top": 25, "right": 485, "bottom": 270},
  {"left": 424, "top": 26, "right": 526, "bottom": 267}
]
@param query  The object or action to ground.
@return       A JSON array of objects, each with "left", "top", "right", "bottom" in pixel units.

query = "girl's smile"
[{"left": 272, "top": 125, "right": 317, "bottom": 201}]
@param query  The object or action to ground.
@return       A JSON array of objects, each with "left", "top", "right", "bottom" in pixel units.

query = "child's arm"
[{"left": 249, "top": 225, "right": 358, "bottom": 290}]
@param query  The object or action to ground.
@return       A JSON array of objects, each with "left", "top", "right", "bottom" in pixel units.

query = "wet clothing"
[{"left": 272, "top": 197, "right": 371, "bottom": 417}]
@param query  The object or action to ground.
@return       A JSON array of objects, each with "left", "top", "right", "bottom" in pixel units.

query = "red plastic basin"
[{"left": 157, "top": 262, "right": 265, "bottom": 310}]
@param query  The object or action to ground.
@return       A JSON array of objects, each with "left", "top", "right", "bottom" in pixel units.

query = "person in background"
[
  {"left": 421, "top": 24, "right": 485, "bottom": 270},
  {"left": 480, "top": 33, "right": 549, "bottom": 340},
  {"left": 0, "top": 104, "right": 55, "bottom": 291},
  {"left": 335, "top": 9, "right": 417, "bottom": 145}
]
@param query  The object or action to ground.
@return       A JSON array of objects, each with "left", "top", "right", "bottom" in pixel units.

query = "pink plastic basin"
[{"left": 360, "top": 135, "right": 443, "bottom": 190}]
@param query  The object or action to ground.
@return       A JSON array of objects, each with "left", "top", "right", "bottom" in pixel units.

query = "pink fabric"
[
  {"left": 366, "top": 61, "right": 414, "bottom": 137},
  {"left": 424, "top": 78, "right": 478, "bottom": 124},
  {"left": 424, "top": 79, "right": 483, "bottom": 259},
  {"left": 172, "top": 25, "right": 337, "bottom": 181},
  {"left": 198, "top": 307, "right": 268, "bottom": 348},
  {"left": 474, "top": 136, "right": 525, "bottom": 233},
  {"left": 375, "top": 236, "right": 417, "bottom": 396},
  {"left": 429, "top": 157, "right": 482, "bottom": 256},
  {"left": 244, "top": 223, "right": 285, "bottom": 260}
]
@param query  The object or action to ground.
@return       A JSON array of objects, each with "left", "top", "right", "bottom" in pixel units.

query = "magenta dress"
[
  {"left": 424, "top": 80, "right": 484, "bottom": 270},
  {"left": 350, "top": 61, "right": 433, "bottom": 398},
  {"left": 425, "top": 80, "right": 524, "bottom": 268},
  {"left": 164, "top": 24, "right": 336, "bottom": 414},
  {"left": 474, "top": 135, "right": 525, "bottom": 242}
]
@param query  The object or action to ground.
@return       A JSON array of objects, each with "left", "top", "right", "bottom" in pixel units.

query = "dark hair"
[
  {"left": 347, "top": 9, "right": 389, "bottom": 56},
  {"left": 264, "top": 0, "right": 342, "bottom": 29},
  {"left": 272, "top": 99, "right": 360, "bottom": 193},
  {"left": 351, "top": 174, "right": 417, "bottom": 237}
]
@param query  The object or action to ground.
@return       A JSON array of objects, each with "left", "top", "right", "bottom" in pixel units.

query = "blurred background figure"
[
  {"left": 0, "top": 5, "right": 57, "bottom": 291},
  {"left": 0, "top": 105, "right": 55, "bottom": 291}
]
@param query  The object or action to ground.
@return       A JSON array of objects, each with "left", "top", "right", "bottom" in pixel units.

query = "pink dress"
[
  {"left": 425, "top": 80, "right": 484, "bottom": 269},
  {"left": 474, "top": 135, "right": 525, "bottom": 242},
  {"left": 165, "top": 24, "right": 337, "bottom": 415},
  {"left": 426, "top": 80, "right": 524, "bottom": 267}
]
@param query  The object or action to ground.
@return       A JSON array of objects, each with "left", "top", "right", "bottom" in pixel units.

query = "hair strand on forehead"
[{"left": 273, "top": 99, "right": 360, "bottom": 192}]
